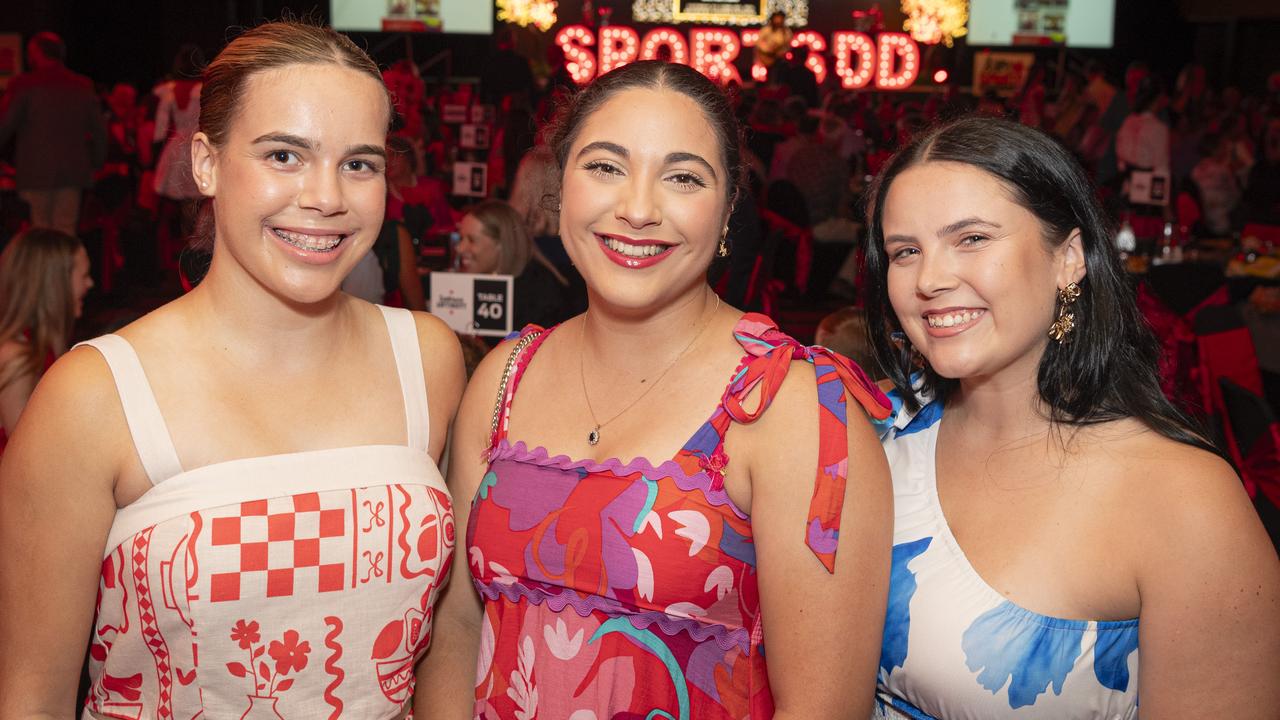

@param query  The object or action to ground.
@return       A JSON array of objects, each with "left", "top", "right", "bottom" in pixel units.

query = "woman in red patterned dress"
[
  {"left": 419, "top": 61, "right": 893, "bottom": 719},
  {"left": 0, "top": 22, "right": 465, "bottom": 719}
]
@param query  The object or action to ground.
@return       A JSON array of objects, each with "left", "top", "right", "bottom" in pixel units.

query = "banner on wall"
[{"left": 972, "top": 51, "right": 1035, "bottom": 97}]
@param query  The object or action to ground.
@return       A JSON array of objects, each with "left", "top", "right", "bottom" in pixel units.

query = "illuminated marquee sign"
[{"left": 556, "top": 25, "right": 920, "bottom": 90}]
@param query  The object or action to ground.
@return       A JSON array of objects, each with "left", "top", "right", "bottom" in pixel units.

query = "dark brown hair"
[{"left": 545, "top": 60, "right": 745, "bottom": 207}]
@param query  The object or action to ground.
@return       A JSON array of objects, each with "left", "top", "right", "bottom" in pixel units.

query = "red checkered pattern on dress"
[{"left": 208, "top": 492, "right": 347, "bottom": 603}]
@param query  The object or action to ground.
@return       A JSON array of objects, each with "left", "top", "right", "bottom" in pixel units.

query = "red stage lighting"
[{"left": 933, "top": 68, "right": 949, "bottom": 84}]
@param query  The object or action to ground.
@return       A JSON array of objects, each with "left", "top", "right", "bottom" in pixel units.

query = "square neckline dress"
[{"left": 78, "top": 305, "right": 454, "bottom": 720}]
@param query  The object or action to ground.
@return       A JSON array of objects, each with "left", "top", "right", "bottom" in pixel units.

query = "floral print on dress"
[{"left": 470, "top": 314, "right": 890, "bottom": 719}]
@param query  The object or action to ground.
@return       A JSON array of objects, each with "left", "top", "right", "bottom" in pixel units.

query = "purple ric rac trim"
[
  {"left": 488, "top": 439, "right": 752, "bottom": 521},
  {"left": 474, "top": 578, "right": 750, "bottom": 653}
]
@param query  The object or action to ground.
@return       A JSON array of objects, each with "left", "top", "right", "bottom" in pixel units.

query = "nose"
[
  {"left": 297, "top": 165, "right": 346, "bottom": 215},
  {"left": 915, "top": 247, "right": 957, "bottom": 298},
  {"left": 615, "top": 176, "right": 661, "bottom": 229}
]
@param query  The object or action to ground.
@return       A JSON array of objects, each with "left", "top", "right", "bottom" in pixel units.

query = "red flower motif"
[
  {"left": 268, "top": 630, "right": 311, "bottom": 676},
  {"left": 229, "top": 619, "right": 260, "bottom": 650},
  {"left": 701, "top": 447, "right": 730, "bottom": 490}
]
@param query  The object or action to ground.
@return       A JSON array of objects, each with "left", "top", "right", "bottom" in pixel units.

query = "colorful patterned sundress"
[{"left": 467, "top": 313, "right": 891, "bottom": 719}]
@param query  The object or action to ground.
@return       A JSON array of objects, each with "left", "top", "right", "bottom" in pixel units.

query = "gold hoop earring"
[{"left": 1048, "top": 281, "right": 1082, "bottom": 343}]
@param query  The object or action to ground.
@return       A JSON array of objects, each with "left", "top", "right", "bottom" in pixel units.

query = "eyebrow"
[
  {"left": 885, "top": 216, "right": 1002, "bottom": 245},
  {"left": 251, "top": 133, "right": 387, "bottom": 159},
  {"left": 576, "top": 141, "right": 718, "bottom": 180}
]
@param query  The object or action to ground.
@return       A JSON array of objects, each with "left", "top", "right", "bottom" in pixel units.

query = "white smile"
[
  {"left": 272, "top": 228, "right": 346, "bottom": 253},
  {"left": 926, "top": 309, "right": 985, "bottom": 328},
  {"left": 601, "top": 236, "right": 670, "bottom": 258}
]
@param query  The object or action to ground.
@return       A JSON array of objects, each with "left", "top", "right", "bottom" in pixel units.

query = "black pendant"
[{"left": 588, "top": 427, "right": 600, "bottom": 446}]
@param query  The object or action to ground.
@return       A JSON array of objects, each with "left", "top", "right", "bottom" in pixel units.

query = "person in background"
[
  {"left": 0, "top": 22, "right": 465, "bottom": 719},
  {"left": 0, "top": 31, "right": 106, "bottom": 236},
  {"left": 864, "top": 116, "right": 1279, "bottom": 718},
  {"left": 1115, "top": 73, "right": 1170, "bottom": 180},
  {"left": 453, "top": 198, "right": 569, "bottom": 330},
  {"left": 152, "top": 44, "right": 205, "bottom": 271},
  {"left": 0, "top": 228, "right": 93, "bottom": 453},
  {"left": 1192, "top": 131, "right": 1244, "bottom": 236},
  {"left": 754, "top": 11, "right": 794, "bottom": 74}
]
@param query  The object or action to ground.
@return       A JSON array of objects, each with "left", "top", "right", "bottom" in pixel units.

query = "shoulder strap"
[
  {"left": 721, "top": 313, "right": 892, "bottom": 573},
  {"left": 75, "top": 336, "right": 184, "bottom": 485},
  {"left": 378, "top": 306, "right": 430, "bottom": 452},
  {"left": 486, "top": 325, "right": 550, "bottom": 454}
]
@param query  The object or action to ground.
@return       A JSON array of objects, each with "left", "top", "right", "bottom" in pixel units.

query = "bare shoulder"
[
  {"left": 6, "top": 342, "right": 130, "bottom": 474},
  {"left": 1080, "top": 419, "right": 1268, "bottom": 563},
  {"left": 1084, "top": 419, "right": 1244, "bottom": 508}
]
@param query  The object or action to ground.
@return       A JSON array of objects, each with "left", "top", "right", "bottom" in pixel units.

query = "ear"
[
  {"left": 191, "top": 131, "right": 218, "bottom": 197},
  {"left": 1055, "top": 228, "right": 1087, "bottom": 288}
]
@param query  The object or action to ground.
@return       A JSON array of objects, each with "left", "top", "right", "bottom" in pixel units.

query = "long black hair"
[{"left": 862, "top": 115, "right": 1215, "bottom": 453}]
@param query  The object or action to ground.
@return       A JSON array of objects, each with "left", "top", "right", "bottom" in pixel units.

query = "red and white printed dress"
[{"left": 79, "top": 306, "right": 454, "bottom": 720}]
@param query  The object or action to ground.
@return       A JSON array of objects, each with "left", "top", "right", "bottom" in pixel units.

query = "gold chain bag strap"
[{"left": 487, "top": 329, "right": 544, "bottom": 454}]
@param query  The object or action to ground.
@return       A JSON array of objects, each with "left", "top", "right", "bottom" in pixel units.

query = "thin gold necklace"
[{"left": 579, "top": 293, "right": 721, "bottom": 446}]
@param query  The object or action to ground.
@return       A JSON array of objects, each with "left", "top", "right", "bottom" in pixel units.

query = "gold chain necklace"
[{"left": 579, "top": 293, "right": 721, "bottom": 446}]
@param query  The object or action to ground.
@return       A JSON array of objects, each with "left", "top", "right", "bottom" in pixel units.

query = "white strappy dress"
[{"left": 79, "top": 306, "right": 454, "bottom": 720}]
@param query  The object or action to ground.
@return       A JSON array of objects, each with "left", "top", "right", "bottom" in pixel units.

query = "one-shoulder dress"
[
  {"left": 467, "top": 313, "right": 890, "bottom": 719},
  {"left": 874, "top": 393, "right": 1140, "bottom": 719}
]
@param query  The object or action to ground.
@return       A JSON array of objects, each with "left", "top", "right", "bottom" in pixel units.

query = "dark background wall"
[{"left": 2, "top": 1, "right": 1277, "bottom": 93}]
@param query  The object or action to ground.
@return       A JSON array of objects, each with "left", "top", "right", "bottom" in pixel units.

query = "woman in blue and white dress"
[{"left": 861, "top": 116, "right": 1280, "bottom": 719}]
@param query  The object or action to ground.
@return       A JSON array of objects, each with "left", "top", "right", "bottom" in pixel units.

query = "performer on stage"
[{"left": 755, "top": 11, "right": 794, "bottom": 71}]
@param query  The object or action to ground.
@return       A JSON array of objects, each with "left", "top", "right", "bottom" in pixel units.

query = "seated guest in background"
[
  {"left": 864, "top": 116, "right": 1279, "bottom": 718},
  {"left": 0, "top": 22, "right": 465, "bottom": 719},
  {"left": 1192, "top": 131, "right": 1244, "bottom": 236},
  {"left": 419, "top": 60, "right": 893, "bottom": 718},
  {"left": 0, "top": 228, "right": 93, "bottom": 453},
  {"left": 454, "top": 199, "right": 570, "bottom": 330}
]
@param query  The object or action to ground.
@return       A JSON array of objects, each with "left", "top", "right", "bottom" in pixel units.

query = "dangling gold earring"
[
  {"left": 717, "top": 228, "right": 729, "bottom": 257},
  {"left": 1048, "top": 281, "right": 1082, "bottom": 343}
]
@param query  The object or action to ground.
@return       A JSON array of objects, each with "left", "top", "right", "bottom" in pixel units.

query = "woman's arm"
[
  {"left": 1133, "top": 449, "right": 1280, "bottom": 716},
  {"left": 413, "top": 339, "right": 512, "bottom": 718},
  {"left": 743, "top": 363, "right": 893, "bottom": 719},
  {"left": 0, "top": 349, "right": 128, "bottom": 718}
]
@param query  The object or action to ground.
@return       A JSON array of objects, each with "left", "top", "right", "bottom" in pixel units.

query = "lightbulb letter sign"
[{"left": 555, "top": 24, "right": 920, "bottom": 89}]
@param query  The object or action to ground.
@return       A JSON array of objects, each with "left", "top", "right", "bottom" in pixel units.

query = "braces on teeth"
[{"left": 274, "top": 228, "right": 343, "bottom": 252}]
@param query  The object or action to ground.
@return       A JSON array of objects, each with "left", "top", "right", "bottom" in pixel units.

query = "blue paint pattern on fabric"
[
  {"left": 719, "top": 518, "right": 757, "bottom": 567},
  {"left": 962, "top": 602, "right": 1085, "bottom": 708},
  {"left": 1092, "top": 621, "right": 1139, "bottom": 692},
  {"left": 881, "top": 537, "right": 933, "bottom": 675},
  {"left": 896, "top": 399, "right": 943, "bottom": 438}
]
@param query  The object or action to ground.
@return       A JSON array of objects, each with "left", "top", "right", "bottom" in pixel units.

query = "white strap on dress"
[
  {"left": 377, "top": 305, "right": 431, "bottom": 452},
  {"left": 75, "top": 335, "right": 184, "bottom": 485}
]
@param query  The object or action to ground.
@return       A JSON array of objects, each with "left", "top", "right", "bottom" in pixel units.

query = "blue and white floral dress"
[{"left": 874, "top": 395, "right": 1140, "bottom": 719}]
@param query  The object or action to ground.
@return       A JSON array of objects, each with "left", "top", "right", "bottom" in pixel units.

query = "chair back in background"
[{"left": 1219, "top": 377, "right": 1280, "bottom": 553}]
